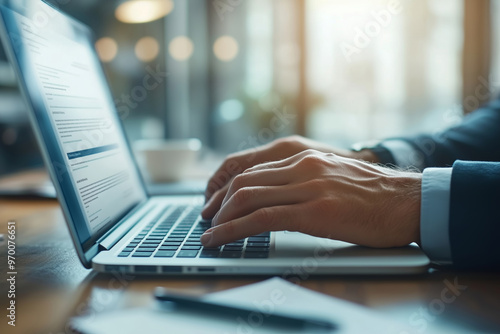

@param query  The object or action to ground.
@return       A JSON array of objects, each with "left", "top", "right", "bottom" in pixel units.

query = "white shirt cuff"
[
  {"left": 380, "top": 140, "right": 426, "bottom": 170},
  {"left": 420, "top": 167, "right": 453, "bottom": 265}
]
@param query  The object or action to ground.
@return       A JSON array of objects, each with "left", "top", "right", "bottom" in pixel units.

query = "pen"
[{"left": 154, "top": 287, "right": 337, "bottom": 331}]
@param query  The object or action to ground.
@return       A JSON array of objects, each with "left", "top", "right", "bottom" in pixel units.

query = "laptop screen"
[{"left": 0, "top": 1, "right": 147, "bottom": 251}]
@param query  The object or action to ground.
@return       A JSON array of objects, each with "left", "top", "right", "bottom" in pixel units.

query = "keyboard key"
[
  {"left": 118, "top": 252, "right": 131, "bottom": 257},
  {"left": 246, "top": 242, "right": 270, "bottom": 248},
  {"left": 200, "top": 250, "right": 219, "bottom": 258},
  {"left": 220, "top": 251, "right": 242, "bottom": 258},
  {"left": 163, "top": 241, "right": 182, "bottom": 246},
  {"left": 223, "top": 246, "right": 243, "bottom": 251},
  {"left": 244, "top": 252, "right": 268, "bottom": 258},
  {"left": 227, "top": 242, "right": 244, "bottom": 246},
  {"left": 247, "top": 237, "right": 270, "bottom": 243},
  {"left": 166, "top": 238, "right": 185, "bottom": 242},
  {"left": 202, "top": 247, "right": 220, "bottom": 252},
  {"left": 132, "top": 252, "right": 153, "bottom": 257},
  {"left": 159, "top": 246, "right": 179, "bottom": 251},
  {"left": 245, "top": 247, "right": 269, "bottom": 252},
  {"left": 177, "top": 250, "right": 199, "bottom": 258},
  {"left": 137, "top": 245, "right": 158, "bottom": 249},
  {"left": 184, "top": 241, "right": 202, "bottom": 246},
  {"left": 181, "top": 246, "right": 202, "bottom": 250},
  {"left": 154, "top": 251, "right": 176, "bottom": 258}
]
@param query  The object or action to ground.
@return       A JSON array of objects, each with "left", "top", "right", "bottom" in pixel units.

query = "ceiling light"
[{"left": 115, "top": 0, "right": 174, "bottom": 24}]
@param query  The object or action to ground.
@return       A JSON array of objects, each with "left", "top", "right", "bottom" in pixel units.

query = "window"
[{"left": 306, "top": 0, "right": 464, "bottom": 147}]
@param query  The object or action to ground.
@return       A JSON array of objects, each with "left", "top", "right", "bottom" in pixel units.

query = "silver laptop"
[{"left": 0, "top": 0, "right": 429, "bottom": 275}]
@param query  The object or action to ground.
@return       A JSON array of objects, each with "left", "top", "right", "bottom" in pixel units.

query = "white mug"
[{"left": 133, "top": 138, "right": 202, "bottom": 183}]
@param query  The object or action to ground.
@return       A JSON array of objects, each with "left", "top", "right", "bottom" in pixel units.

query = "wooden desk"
[{"left": 1, "top": 174, "right": 500, "bottom": 334}]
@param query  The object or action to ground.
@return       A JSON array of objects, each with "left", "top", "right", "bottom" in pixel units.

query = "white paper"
[{"left": 71, "top": 277, "right": 417, "bottom": 334}]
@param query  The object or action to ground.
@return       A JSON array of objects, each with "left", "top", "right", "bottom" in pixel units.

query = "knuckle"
[
  {"left": 303, "top": 148, "right": 320, "bottom": 156},
  {"left": 232, "top": 188, "right": 253, "bottom": 206},
  {"left": 243, "top": 165, "right": 258, "bottom": 174},
  {"left": 298, "top": 152, "right": 324, "bottom": 168},
  {"left": 255, "top": 208, "right": 278, "bottom": 229},
  {"left": 275, "top": 135, "right": 303, "bottom": 150},
  {"left": 213, "top": 187, "right": 228, "bottom": 202},
  {"left": 231, "top": 174, "right": 246, "bottom": 189}
]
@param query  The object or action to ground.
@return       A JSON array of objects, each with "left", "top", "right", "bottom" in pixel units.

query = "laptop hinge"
[{"left": 97, "top": 201, "right": 155, "bottom": 251}]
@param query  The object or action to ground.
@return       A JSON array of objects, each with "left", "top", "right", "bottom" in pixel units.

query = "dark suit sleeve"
[
  {"left": 449, "top": 160, "right": 500, "bottom": 269},
  {"left": 374, "top": 96, "right": 500, "bottom": 168}
]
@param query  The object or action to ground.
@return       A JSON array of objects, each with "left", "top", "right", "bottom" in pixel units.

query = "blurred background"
[{"left": 0, "top": 0, "right": 499, "bottom": 176}]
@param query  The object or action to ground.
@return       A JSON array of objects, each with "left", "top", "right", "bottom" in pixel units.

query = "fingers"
[
  {"left": 202, "top": 161, "right": 291, "bottom": 219},
  {"left": 214, "top": 184, "right": 308, "bottom": 227},
  {"left": 204, "top": 147, "right": 277, "bottom": 201},
  {"left": 204, "top": 155, "right": 246, "bottom": 202},
  {"left": 219, "top": 165, "right": 291, "bottom": 206},
  {"left": 204, "top": 138, "right": 309, "bottom": 202},
  {"left": 200, "top": 205, "right": 301, "bottom": 247},
  {"left": 201, "top": 182, "right": 230, "bottom": 219}
]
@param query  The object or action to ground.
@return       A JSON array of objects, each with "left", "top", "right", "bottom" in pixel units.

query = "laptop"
[{"left": 0, "top": 0, "right": 430, "bottom": 275}]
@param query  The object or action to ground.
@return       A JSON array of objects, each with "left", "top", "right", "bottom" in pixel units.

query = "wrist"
[{"left": 392, "top": 172, "right": 422, "bottom": 246}]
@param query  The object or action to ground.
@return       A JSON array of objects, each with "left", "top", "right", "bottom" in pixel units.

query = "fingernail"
[{"left": 200, "top": 229, "right": 213, "bottom": 246}]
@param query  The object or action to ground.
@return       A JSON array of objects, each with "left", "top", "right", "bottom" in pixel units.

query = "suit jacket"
[
  {"left": 377, "top": 96, "right": 500, "bottom": 269},
  {"left": 397, "top": 96, "right": 500, "bottom": 167},
  {"left": 450, "top": 161, "right": 500, "bottom": 269}
]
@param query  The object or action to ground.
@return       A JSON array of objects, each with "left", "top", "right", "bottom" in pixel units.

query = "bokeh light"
[{"left": 213, "top": 36, "right": 239, "bottom": 62}]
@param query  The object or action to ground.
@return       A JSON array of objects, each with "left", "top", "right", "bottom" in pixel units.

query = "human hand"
[
  {"left": 200, "top": 149, "right": 421, "bottom": 248},
  {"left": 202, "top": 135, "right": 379, "bottom": 219}
]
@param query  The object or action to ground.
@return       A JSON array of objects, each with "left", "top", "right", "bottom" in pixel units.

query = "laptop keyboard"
[{"left": 117, "top": 205, "right": 270, "bottom": 259}]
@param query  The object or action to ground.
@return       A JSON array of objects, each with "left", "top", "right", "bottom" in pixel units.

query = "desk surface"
[{"left": 1, "top": 172, "right": 500, "bottom": 334}]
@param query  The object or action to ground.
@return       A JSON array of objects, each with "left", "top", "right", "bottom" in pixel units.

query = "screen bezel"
[{"left": 0, "top": 0, "right": 149, "bottom": 268}]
